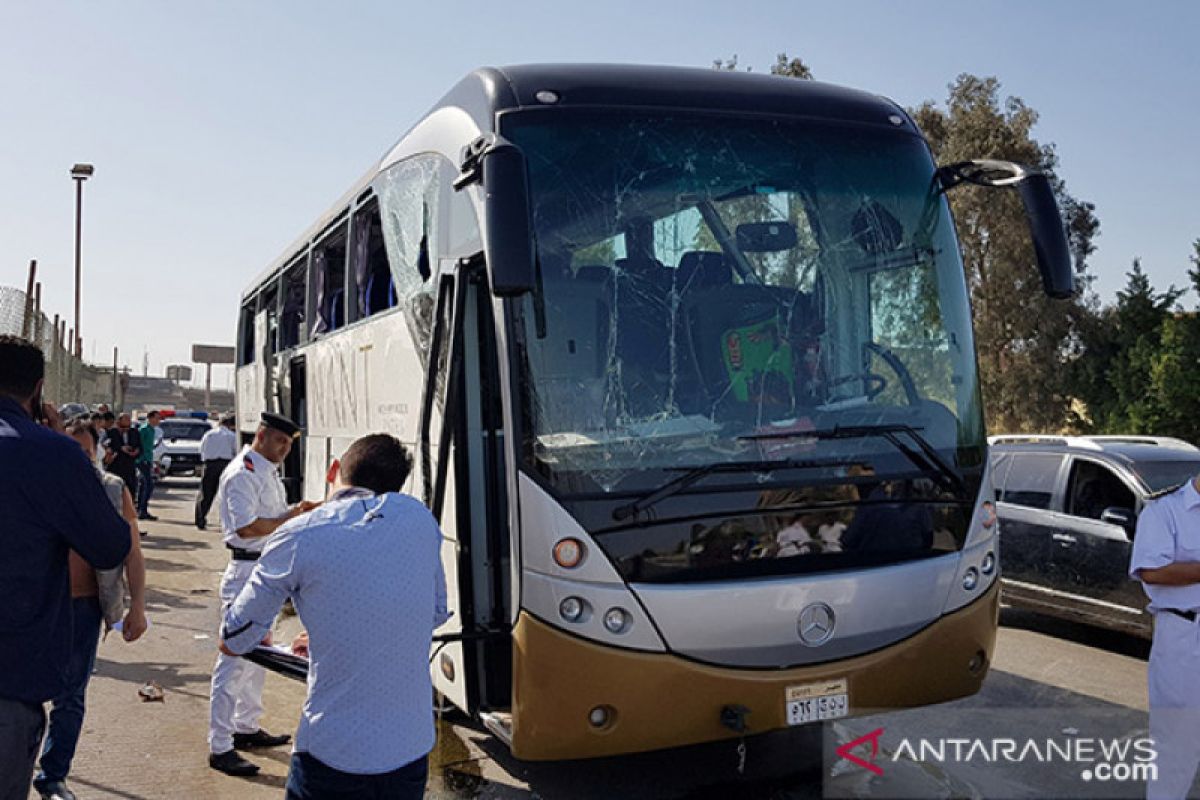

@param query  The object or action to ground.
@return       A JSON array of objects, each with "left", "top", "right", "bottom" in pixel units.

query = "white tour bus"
[{"left": 239, "top": 64, "right": 1074, "bottom": 761}]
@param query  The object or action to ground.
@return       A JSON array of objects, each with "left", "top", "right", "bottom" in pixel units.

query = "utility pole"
[
  {"left": 21, "top": 260, "right": 36, "bottom": 340},
  {"left": 70, "top": 164, "right": 93, "bottom": 358},
  {"left": 33, "top": 282, "right": 43, "bottom": 343}
]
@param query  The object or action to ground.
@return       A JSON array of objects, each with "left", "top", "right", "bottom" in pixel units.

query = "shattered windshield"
[{"left": 504, "top": 110, "right": 983, "bottom": 496}]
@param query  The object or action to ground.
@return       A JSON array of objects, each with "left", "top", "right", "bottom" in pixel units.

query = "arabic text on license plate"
[{"left": 785, "top": 678, "right": 849, "bottom": 725}]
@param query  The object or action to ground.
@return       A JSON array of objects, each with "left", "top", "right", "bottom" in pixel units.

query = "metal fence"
[{"left": 0, "top": 284, "right": 117, "bottom": 408}]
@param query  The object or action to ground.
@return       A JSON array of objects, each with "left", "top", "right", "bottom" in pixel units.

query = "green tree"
[
  {"left": 711, "top": 52, "right": 812, "bottom": 78},
  {"left": 1106, "top": 260, "right": 1183, "bottom": 431},
  {"left": 1189, "top": 238, "right": 1200, "bottom": 298},
  {"left": 1138, "top": 245, "right": 1200, "bottom": 442},
  {"left": 1148, "top": 311, "right": 1200, "bottom": 442},
  {"left": 911, "top": 75, "right": 1100, "bottom": 433},
  {"left": 1071, "top": 259, "right": 1184, "bottom": 433},
  {"left": 770, "top": 53, "right": 813, "bottom": 79}
]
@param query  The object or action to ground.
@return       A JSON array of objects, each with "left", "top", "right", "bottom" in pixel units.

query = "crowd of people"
[
  {"left": 65, "top": 403, "right": 165, "bottom": 524},
  {"left": 0, "top": 333, "right": 449, "bottom": 800}
]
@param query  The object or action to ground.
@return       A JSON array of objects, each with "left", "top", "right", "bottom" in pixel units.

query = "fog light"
[
  {"left": 968, "top": 650, "right": 987, "bottom": 674},
  {"left": 963, "top": 567, "right": 979, "bottom": 591},
  {"left": 553, "top": 538, "right": 584, "bottom": 568},
  {"left": 559, "top": 596, "right": 585, "bottom": 622},
  {"left": 589, "top": 705, "right": 615, "bottom": 728},
  {"left": 981, "top": 552, "right": 996, "bottom": 575},
  {"left": 603, "top": 607, "right": 629, "bottom": 634}
]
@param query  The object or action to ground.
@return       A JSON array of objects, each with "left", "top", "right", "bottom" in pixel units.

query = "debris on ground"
[{"left": 138, "top": 681, "right": 165, "bottom": 702}]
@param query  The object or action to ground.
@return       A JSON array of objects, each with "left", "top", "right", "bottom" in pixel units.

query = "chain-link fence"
[{"left": 0, "top": 284, "right": 119, "bottom": 408}]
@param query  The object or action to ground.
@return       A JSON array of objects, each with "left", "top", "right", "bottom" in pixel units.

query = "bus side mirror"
[
  {"left": 938, "top": 160, "right": 1074, "bottom": 299},
  {"left": 468, "top": 138, "right": 536, "bottom": 297}
]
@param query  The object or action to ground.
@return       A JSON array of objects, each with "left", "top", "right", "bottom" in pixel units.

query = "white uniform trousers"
[
  {"left": 208, "top": 560, "right": 266, "bottom": 755},
  {"left": 1148, "top": 611, "right": 1200, "bottom": 799}
]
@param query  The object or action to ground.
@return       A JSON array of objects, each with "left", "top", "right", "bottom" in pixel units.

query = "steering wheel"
[
  {"left": 863, "top": 342, "right": 922, "bottom": 405},
  {"left": 825, "top": 371, "right": 888, "bottom": 400}
]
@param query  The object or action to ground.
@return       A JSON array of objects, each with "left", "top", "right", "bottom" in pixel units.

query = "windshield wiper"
[
  {"left": 611, "top": 456, "right": 864, "bottom": 523},
  {"left": 738, "top": 423, "right": 968, "bottom": 498}
]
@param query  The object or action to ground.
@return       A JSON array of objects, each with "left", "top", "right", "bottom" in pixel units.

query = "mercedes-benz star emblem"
[{"left": 797, "top": 602, "right": 836, "bottom": 646}]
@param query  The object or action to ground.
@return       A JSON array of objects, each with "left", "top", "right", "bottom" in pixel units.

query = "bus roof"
[{"left": 241, "top": 64, "right": 913, "bottom": 301}]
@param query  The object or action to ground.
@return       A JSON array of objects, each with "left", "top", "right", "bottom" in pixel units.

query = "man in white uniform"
[
  {"left": 1129, "top": 477, "right": 1200, "bottom": 800},
  {"left": 195, "top": 413, "right": 239, "bottom": 530},
  {"left": 208, "top": 412, "right": 318, "bottom": 777}
]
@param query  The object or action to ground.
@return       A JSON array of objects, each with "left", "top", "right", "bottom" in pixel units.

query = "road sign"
[{"left": 191, "top": 344, "right": 235, "bottom": 364}]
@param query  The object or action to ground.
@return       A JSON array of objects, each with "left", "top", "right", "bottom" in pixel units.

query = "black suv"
[{"left": 990, "top": 435, "right": 1200, "bottom": 638}]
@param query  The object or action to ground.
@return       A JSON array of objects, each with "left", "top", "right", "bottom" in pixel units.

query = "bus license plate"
[{"left": 785, "top": 678, "right": 849, "bottom": 725}]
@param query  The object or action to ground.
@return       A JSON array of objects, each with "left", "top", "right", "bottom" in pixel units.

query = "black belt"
[
  {"left": 1163, "top": 608, "right": 1197, "bottom": 622},
  {"left": 227, "top": 546, "right": 260, "bottom": 562}
]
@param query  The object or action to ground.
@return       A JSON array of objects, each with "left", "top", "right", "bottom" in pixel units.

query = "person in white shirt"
[
  {"left": 207, "top": 412, "right": 319, "bottom": 778},
  {"left": 221, "top": 433, "right": 449, "bottom": 799},
  {"left": 195, "top": 413, "right": 239, "bottom": 530},
  {"left": 1129, "top": 478, "right": 1200, "bottom": 799}
]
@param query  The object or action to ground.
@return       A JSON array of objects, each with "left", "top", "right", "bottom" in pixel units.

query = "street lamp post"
[{"left": 70, "top": 163, "right": 93, "bottom": 360}]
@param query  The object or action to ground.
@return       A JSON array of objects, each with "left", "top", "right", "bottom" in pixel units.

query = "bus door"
[
  {"left": 423, "top": 258, "right": 512, "bottom": 716},
  {"left": 282, "top": 355, "right": 306, "bottom": 503}
]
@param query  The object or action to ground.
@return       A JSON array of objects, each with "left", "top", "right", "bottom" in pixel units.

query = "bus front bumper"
[{"left": 510, "top": 580, "right": 999, "bottom": 760}]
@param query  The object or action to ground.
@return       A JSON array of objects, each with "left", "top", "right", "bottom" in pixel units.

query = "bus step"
[{"left": 480, "top": 711, "right": 513, "bottom": 748}]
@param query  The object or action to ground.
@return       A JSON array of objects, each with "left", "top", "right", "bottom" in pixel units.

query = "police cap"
[{"left": 260, "top": 412, "right": 301, "bottom": 439}]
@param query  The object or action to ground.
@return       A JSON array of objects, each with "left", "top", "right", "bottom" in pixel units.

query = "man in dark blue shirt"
[{"left": 0, "top": 336, "right": 131, "bottom": 800}]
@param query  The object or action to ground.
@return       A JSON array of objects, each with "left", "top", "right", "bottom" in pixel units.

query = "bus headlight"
[
  {"left": 981, "top": 552, "right": 996, "bottom": 575},
  {"left": 559, "top": 596, "right": 585, "bottom": 622},
  {"left": 553, "top": 538, "right": 584, "bottom": 569},
  {"left": 603, "top": 607, "right": 630, "bottom": 634},
  {"left": 963, "top": 567, "right": 980, "bottom": 591}
]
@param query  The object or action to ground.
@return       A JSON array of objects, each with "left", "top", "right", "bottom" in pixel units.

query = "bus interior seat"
[
  {"left": 328, "top": 288, "right": 346, "bottom": 331},
  {"left": 575, "top": 264, "right": 611, "bottom": 283},
  {"left": 279, "top": 282, "right": 305, "bottom": 349},
  {"left": 531, "top": 272, "right": 611, "bottom": 432},
  {"left": 676, "top": 251, "right": 733, "bottom": 292},
  {"left": 611, "top": 257, "right": 677, "bottom": 415},
  {"left": 682, "top": 284, "right": 814, "bottom": 417},
  {"left": 365, "top": 270, "right": 395, "bottom": 315}
]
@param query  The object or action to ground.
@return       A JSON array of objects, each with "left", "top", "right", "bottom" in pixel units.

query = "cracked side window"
[{"left": 374, "top": 156, "right": 440, "bottom": 365}]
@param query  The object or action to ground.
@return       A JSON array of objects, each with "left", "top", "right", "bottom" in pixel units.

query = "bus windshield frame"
[{"left": 500, "top": 107, "right": 986, "bottom": 512}]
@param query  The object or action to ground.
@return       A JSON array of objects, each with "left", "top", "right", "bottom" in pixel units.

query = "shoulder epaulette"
[{"left": 1146, "top": 482, "right": 1186, "bottom": 502}]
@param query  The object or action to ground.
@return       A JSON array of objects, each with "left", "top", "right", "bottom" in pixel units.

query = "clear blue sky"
[{"left": 2, "top": 1, "right": 1197, "bottom": 387}]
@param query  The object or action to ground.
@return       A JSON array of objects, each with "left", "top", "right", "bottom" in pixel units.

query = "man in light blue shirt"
[
  {"left": 220, "top": 434, "right": 450, "bottom": 799},
  {"left": 1129, "top": 477, "right": 1200, "bottom": 800}
]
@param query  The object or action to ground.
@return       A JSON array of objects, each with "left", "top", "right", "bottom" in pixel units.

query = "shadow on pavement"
[
  {"left": 445, "top": 719, "right": 823, "bottom": 800},
  {"left": 70, "top": 775, "right": 156, "bottom": 800},
  {"left": 139, "top": 533, "right": 209, "bottom": 552},
  {"left": 94, "top": 657, "right": 214, "bottom": 702},
  {"left": 144, "top": 586, "right": 209, "bottom": 613},
  {"left": 241, "top": 772, "right": 289, "bottom": 791},
  {"left": 142, "top": 555, "right": 196, "bottom": 574},
  {"left": 1000, "top": 607, "right": 1150, "bottom": 660}
]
